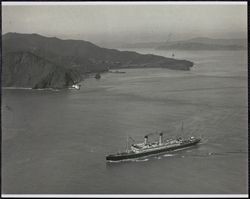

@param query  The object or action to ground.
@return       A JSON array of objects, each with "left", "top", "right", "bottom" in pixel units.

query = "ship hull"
[{"left": 106, "top": 139, "right": 200, "bottom": 161}]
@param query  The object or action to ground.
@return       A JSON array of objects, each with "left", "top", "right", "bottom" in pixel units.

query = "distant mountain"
[
  {"left": 157, "top": 37, "right": 247, "bottom": 50},
  {"left": 118, "top": 42, "right": 161, "bottom": 49},
  {"left": 185, "top": 37, "right": 247, "bottom": 47},
  {"left": 117, "top": 37, "right": 247, "bottom": 50},
  {"left": 2, "top": 33, "right": 193, "bottom": 89},
  {"left": 157, "top": 42, "right": 245, "bottom": 50}
]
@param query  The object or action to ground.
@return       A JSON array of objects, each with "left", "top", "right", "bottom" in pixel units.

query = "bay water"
[{"left": 2, "top": 49, "right": 248, "bottom": 194}]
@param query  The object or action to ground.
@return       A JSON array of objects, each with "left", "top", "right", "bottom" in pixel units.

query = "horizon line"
[{"left": 2, "top": 32, "right": 247, "bottom": 42}]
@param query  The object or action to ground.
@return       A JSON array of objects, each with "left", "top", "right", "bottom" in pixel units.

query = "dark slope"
[
  {"left": 2, "top": 51, "right": 81, "bottom": 89},
  {"left": 2, "top": 33, "right": 194, "bottom": 89}
]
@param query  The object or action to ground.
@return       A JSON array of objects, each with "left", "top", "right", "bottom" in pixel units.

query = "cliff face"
[
  {"left": 2, "top": 33, "right": 194, "bottom": 89},
  {"left": 2, "top": 51, "right": 81, "bottom": 89}
]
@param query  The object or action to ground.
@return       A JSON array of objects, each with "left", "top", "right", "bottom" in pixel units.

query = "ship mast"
[
  {"left": 177, "top": 121, "right": 184, "bottom": 139},
  {"left": 126, "top": 135, "right": 129, "bottom": 152},
  {"left": 181, "top": 121, "right": 184, "bottom": 134}
]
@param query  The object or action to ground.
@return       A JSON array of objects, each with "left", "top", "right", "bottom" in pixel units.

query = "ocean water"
[{"left": 2, "top": 49, "right": 248, "bottom": 194}]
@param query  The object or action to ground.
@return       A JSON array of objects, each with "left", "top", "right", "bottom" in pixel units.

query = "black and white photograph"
[{"left": 1, "top": 1, "right": 248, "bottom": 197}]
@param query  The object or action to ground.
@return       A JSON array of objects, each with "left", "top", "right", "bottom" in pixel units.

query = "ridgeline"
[{"left": 2, "top": 33, "right": 194, "bottom": 89}]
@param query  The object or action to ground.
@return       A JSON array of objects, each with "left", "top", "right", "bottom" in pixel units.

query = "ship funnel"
[
  {"left": 159, "top": 132, "right": 163, "bottom": 145},
  {"left": 144, "top": 136, "right": 148, "bottom": 145}
]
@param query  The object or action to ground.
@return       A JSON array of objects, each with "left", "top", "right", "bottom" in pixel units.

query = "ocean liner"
[{"left": 106, "top": 132, "right": 201, "bottom": 161}]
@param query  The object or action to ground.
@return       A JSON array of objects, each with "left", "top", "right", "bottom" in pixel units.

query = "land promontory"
[{"left": 2, "top": 33, "right": 194, "bottom": 89}]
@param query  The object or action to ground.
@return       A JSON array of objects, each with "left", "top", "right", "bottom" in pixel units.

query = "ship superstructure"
[{"left": 106, "top": 132, "right": 201, "bottom": 161}]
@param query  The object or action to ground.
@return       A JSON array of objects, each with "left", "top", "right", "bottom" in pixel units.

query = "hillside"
[
  {"left": 2, "top": 33, "right": 194, "bottom": 89},
  {"left": 2, "top": 51, "right": 81, "bottom": 89}
]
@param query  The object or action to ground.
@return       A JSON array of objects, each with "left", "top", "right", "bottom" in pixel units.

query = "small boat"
[
  {"left": 71, "top": 84, "right": 81, "bottom": 90},
  {"left": 106, "top": 132, "right": 201, "bottom": 162}
]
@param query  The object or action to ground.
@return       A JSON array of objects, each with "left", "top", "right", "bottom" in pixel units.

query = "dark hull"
[{"left": 106, "top": 139, "right": 201, "bottom": 161}]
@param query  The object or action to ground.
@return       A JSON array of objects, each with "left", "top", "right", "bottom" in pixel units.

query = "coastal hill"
[
  {"left": 3, "top": 51, "right": 81, "bottom": 89},
  {"left": 114, "top": 37, "right": 247, "bottom": 50},
  {"left": 2, "top": 33, "right": 193, "bottom": 89}
]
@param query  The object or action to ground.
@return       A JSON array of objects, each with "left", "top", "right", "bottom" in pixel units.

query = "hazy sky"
[{"left": 2, "top": 3, "right": 247, "bottom": 44}]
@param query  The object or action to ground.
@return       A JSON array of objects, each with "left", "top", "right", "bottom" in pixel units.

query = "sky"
[{"left": 2, "top": 3, "right": 247, "bottom": 45}]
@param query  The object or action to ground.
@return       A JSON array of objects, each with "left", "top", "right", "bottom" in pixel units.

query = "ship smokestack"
[
  {"left": 144, "top": 136, "right": 148, "bottom": 145},
  {"left": 159, "top": 132, "right": 163, "bottom": 145}
]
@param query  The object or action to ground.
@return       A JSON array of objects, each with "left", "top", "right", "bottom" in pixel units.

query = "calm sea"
[{"left": 2, "top": 49, "right": 248, "bottom": 194}]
